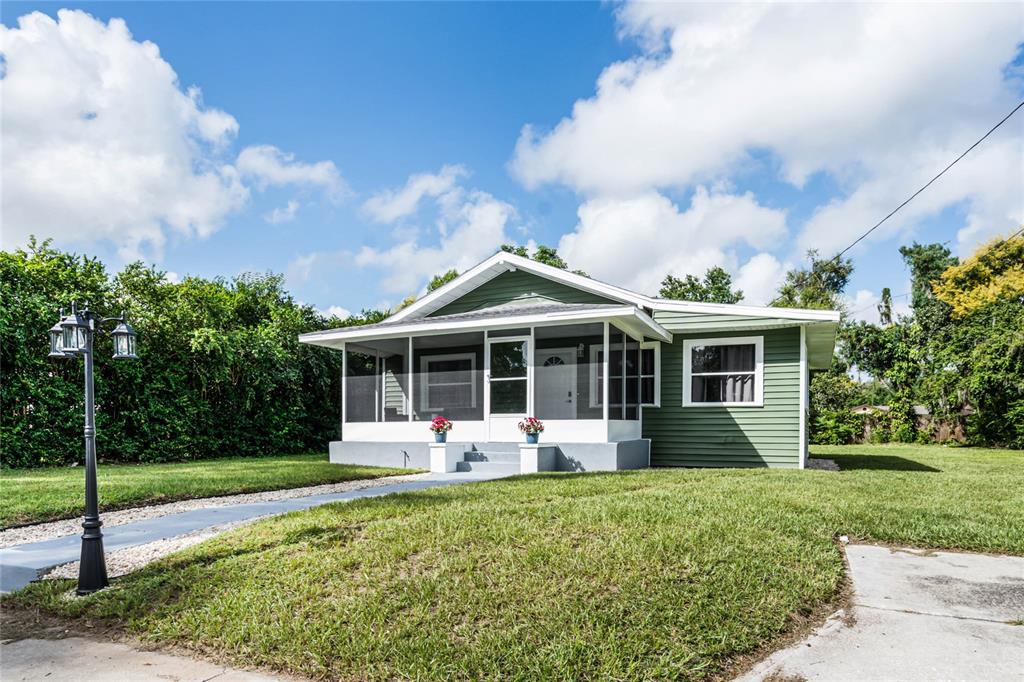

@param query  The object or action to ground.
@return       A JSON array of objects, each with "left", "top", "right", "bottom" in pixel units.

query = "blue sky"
[{"left": 2, "top": 2, "right": 1022, "bottom": 320}]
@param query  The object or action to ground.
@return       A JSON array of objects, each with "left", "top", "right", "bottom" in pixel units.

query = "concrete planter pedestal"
[
  {"left": 519, "top": 443, "right": 556, "bottom": 474},
  {"left": 429, "top": 443, "right": 461, "bottom": 473}
]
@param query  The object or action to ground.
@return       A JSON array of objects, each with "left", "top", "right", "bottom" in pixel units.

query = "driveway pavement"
[
  {"left": 738, "top": 544, "right": 1024, "bottom": 681},
  {"left": 0, "top": 471, "right": 503, "bottom": 593}
]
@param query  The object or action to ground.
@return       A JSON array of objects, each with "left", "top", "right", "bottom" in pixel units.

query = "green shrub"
[
  {"left": 811, "top": 409, "right": 864, "bottom": 445},
  {"left": 1, "top": 240, "right": 348, "bottom": 468}
]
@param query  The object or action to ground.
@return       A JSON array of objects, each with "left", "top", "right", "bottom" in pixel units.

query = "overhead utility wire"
[{"left": 831, "top": 99, "right": 1024, "bottom": 261}]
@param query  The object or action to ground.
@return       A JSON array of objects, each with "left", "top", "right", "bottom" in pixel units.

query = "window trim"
[
  {"left": 682, "top": 336, "right": 764, "bottom": 408},
  {"left": 419, "top": 352, "right": 477, "bottom": 411},
  {"left": 640, "top": 341, "right": 661, "bottom": 408}
]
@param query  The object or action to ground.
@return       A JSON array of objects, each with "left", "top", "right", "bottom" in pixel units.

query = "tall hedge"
[{"left": 1, "top": 240, "right": 346, "bottom": 468}]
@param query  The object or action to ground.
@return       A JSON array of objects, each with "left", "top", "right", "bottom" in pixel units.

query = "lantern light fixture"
[
  {"left": 110, "top": 319, "right": 138, "bottom": 359},
  {"left": 49, "top": 311, "right": 69, "bottom": 359},
  {"left": 60, "top": 302, "right": 90, "bottom": 353}
]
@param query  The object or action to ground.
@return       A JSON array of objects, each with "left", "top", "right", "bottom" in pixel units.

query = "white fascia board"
[
  {"left": 299, "top": 305, "right": 672, "bottom": 347},
  {"left": 643, "top": 297, "right": 841, "bottom": 322},
  {"left": 386, "top": 251, "right": 649, "bottom": 323}
]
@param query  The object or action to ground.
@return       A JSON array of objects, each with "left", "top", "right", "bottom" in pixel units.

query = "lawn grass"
[
  {"left": 0, "top": 454, "right": 414, "bottom": 529},
  {"left": 8, "top": 444, "right": 1023, "bottom": 680}
]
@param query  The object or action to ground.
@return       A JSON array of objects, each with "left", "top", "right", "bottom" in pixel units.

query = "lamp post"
[{"left": 50, "top": 301, "right": 138, "bottom": 595}]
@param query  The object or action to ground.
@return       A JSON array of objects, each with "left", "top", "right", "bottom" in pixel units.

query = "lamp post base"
[{"left": 76, "top": 534, "right": 108, "bottom": 595}]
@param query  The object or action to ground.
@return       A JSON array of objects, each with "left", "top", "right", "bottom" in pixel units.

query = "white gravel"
[
  {"left": 42, "top": 517, "right": 266, "bottom": 580},
  {"left": 0, "top": 473, "right": 430, "bottom": 549}
]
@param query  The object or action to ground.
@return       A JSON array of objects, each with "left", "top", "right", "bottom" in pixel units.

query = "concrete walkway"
[
  {"left": 738, "top": 544, "right": 1024, "bottom": 681},
  {"left": 0, "top": 637, "right": 289, "bottom": 681},
  {"left": 0, "top": 471, "right": 502, "bottom": 593}
]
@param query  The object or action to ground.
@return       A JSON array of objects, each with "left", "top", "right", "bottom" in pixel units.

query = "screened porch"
[{"left": 340, "top": 320, "right": 661, "bottom": 444}]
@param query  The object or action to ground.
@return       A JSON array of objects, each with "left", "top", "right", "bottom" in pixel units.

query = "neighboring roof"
[
  {"left": 388, "top": 250, "right": 841, "bottom": 325},
  {"left": 299, "top": 302, "right": 673, "bottom": 349}
]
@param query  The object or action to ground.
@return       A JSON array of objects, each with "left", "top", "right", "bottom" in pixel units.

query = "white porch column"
[
  {"left": 341, "top": 342, "right": 347, "bottom": 425},
  {"left": 407, "top": 336, "right": 414, "bottom": 422},
  {"left": 527, "top": 326, "right": 536, "bottom": 416},
  {"left": 602, "top": 322, "right": 610, "bottom": 426}
]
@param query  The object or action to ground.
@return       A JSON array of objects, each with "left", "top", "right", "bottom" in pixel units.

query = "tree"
[
  {"left": 878, "top": 287, "right": 893, "bottom": 325},
  {"left": 770, "top": 249, "right": 853, "bottom": 310},
  {"left": 658, "top": 266, "right": 743, "bottom": 304},
  {"left": 898, "top": 241, "right": 958, "bottom": 335},
  {"left": 501, "top": 243, "right": 588, "bottom": 276},
  {"left": 933, "top": 232, "right": 1024, "bottom": 317},
  {"left": 1, "top": 239, "right": 348, "bottom": 468},
  {"left": 427, "top": 268, "right": 459, "bottom": 293}
]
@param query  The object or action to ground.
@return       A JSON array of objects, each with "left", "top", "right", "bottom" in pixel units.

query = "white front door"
[{"left": 534, "top": 348, "right": 577, "bottom": 419}]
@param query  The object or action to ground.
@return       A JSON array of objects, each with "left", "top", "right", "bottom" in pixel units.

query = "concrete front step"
[
  {"left": 463, "top": 451, "right": 520, "bottom": 463},
  {"left": 455, "top": 461, "right": 520, "bottom": 475}
]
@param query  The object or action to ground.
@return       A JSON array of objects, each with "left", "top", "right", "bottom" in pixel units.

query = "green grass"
[
  {"left": 8, "top": 444, "right": 1023, "bottom": 680},
  {"left": 0, "top": 454, "right": 414, "bottom": 529}
]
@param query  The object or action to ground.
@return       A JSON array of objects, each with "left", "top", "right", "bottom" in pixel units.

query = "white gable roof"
[{"left": 388, "top": 251, "right": 840, "bottom": 324}]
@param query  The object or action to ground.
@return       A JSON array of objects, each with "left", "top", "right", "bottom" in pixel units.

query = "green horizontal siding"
[
  {"left": 430, "top": 271, "right": 617, "bottom": 316},
  {"left": 651, "top": 310, "right": 806, "bottom": 332},
  {"left": 643, "top": 326, "right": 802, "bottom": 468}
]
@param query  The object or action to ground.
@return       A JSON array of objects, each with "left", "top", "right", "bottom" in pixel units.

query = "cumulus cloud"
[
  {"left": 0, "top": 10, "right": 343, "bottom": 258},
  {"left": 734, "top": 253, "right": 791, "bottom": 306},
  {"left": 362, "top": 164, "right": 468, "bottom": 223},
  {"left": 512, "top": 3, "right": 1024, "bottom": 257},
  {"left": 355, "top": 168, "right": 514, "bottom": 294},
  {"left": 236, "top": 145, "right": 347, "bottom": 200},
  {"left": 557, "top": 187, "right": 787, "bottom": 296},
  {"left": 319, "top": 305, "right": 352, "bottom": 320},
  {"left": 264, "top": 200, "right": 300, "bottom": 224}
]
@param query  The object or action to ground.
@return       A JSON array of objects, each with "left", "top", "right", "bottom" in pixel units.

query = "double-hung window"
[
  {"left": 683, "top": 336, "right": 763, "bottom": 407},
  {"left": 420, "top": 353, "right": 476, "bottom": 410}
]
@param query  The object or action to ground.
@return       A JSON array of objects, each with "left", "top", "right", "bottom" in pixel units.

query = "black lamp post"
[{"left": 50, "top": 301, "right": 139, "bottom": 595}]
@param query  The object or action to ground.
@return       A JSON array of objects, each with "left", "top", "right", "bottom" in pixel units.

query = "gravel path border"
[{"left": 0, "top": 473, "right": 430, "bottom": 549}]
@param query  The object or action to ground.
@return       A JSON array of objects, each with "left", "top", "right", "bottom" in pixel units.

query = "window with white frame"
[
  {"left": 589, "top": 341, "right": 660, "bottom": 408},
  {"left": 683, "top": 336, "right": 763, "bottom": 407},
  {"left": 420, "top": 353, "right": 476, "bottom": 410}
]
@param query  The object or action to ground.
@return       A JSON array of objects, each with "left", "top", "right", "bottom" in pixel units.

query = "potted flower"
[
  {"left": 518, "top": 417, "right": 544, "bottom": 444},
  {"left": 430, "top": 416, "right": 453, "bottom": 443}
]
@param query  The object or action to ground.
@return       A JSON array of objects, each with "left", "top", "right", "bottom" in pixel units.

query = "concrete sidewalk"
[
  {"left": 0, "top": 471, "right": 503, "bottom": 593},
  {"left": 737, "top": 544, "right": 1024, "bottom": 681},
  {"left": 0, "top": 637, "right": 289, "bottom": 681}
]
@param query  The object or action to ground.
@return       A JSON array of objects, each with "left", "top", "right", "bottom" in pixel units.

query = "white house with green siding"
[{"left": 299, "top": 251, "right": 839, "bottom": 473}]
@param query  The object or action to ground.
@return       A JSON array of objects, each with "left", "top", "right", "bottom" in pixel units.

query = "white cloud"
[
  {"left": 0, "top": 10, "right": 343, "bottom": 259},
  {"left": 236, "top": 145, "right": 348, "bottom": 200},
  {"left": 734, "top": 253, "right": 790, "bottom": 306},
  {"left": 362, "top": 164, "right": 468, "bottom": 223},
  {"left": 264, "top": 200, "right": 300, "bottom": 224},
  {"left": 163, "top": 271, "right": 181, "bottom": 284},
  {"left": 355, "top": 169, "right": 515, "bottom": 294},
  {"left": 557, "top": 187, "right": 787, "bottom": 296},
  {"left": 511, "top": 3, "right": 1024, "bottom": 255},
  {"left": 319, "top": 305, "right": 352, "bottom": 320}
]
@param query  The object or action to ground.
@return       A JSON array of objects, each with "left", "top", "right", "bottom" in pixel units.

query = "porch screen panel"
[
  {"left": 535, "top": 323, "right": 603, "bottom": 420},
  {"left": 344, "top": 350, "right": 379, "bottom": 422},
  {"left": 382, "top": 343, "right": 409, "bottom": 422},
  {"left": 412, "top": 332, "right": 484, "bottom": 421},
  {"left": 489, "top": 339, "right": 528, "bottom": 414}
]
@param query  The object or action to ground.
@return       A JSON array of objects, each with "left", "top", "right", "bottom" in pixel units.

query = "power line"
[{"left": 833, "top": 99, "right": 1024, "bottom": 261}]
